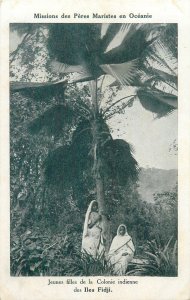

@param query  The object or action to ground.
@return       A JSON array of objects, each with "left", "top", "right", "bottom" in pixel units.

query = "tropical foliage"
[
  {"left": 127, "top": 238, "right": 177, "bottom": 276},
  {"left": 10, "top": 23, "right": 178, "bottom": 276}
]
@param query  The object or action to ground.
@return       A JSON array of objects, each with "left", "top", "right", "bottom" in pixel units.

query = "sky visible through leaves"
[{"left": 10, "top": 26, "right": 177, "bottom": 170}]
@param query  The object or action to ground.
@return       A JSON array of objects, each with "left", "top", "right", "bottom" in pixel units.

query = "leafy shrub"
[
  {"left": 127, "top": 237, "right": 177, "bottom": 276},
  {"left": 11, "top": 229, "right": 77, "bottom": 276},
  {"left": 63, "top": 251, "right": 115, "bottom": 276},
  {"left": 11, "top": 227, "right": 115, "bottom": 276}
]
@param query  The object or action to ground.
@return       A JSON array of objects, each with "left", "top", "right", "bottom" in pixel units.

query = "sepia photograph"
[{"left": 9, "top": 23, "right": 178, "bottom": 277}]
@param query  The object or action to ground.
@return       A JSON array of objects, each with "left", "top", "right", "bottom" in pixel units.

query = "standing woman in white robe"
[
  {"left": 81, "top": 200, "right": 104, "bottom": 258},
  {"left": 108, "top": 224, "right": 135, "bottom": 275}
]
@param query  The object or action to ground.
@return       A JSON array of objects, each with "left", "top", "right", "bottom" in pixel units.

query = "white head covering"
[
  {"left": 82, "top": 200, "right": 98, "bottom": 240},
  {"left": 117, "top": 224, "right": 128, "bottom": 236},
  {"left": 109, "top": 224, "right": 135, "bottom": 255}
]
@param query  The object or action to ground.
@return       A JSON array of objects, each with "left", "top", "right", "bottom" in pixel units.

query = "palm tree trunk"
[
  {"left": 95, "top": 167, "right": 112, "bottom": 253},
  {"left": 90, "top": 80, "right": 112, "bottom": 254}
]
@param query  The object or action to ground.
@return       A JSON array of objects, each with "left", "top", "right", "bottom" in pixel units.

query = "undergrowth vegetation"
[{"left": 127, "top": 238, "right": 177, "bottom": 276}]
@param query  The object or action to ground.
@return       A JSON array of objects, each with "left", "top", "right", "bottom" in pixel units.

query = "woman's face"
[
  {"left": 119, "top": 226, "right": 126, "bottom": 236},
  {"left": 92, "top": 202, "right": 98, "bottom": 212}
]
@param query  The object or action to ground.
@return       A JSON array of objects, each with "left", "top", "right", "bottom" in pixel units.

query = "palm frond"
[
  {"left": 10, "top": 79, "right": 67, "bottom": 91},
  {"left": 100, "top": 24, "right": 122, "bottom": 53},
  {"left": 161, "top": 24, "right": 177, "bottom": 58},
  {"left": 101, "top": 139, "right": 139, "bottom": 184},
  {"left": 148, "top": 68, "right": 177, "bottom": 86},
  {"left": 104, "top": 24, "right": 135, "bottom": 53},
  {"left": 145, "top": 39, "right": 177, "bottom": 76},
  {"left": 102, "top": 24, "right": 157, "bottom": 64},
  {"left": 156, "top": 39, "right": 177, "bottom": 74},
  {"left": 44, "top": 118, "right": 112, "bottom": 187},
  {"left": 71, "top": 120, "right": 93, "bottom": 169},
  {"left": 28, "top": 104, "right": 75, "bottom": 136},
  {"left": 137, "top": 88, "right": 177, "bottom": 118},
  {"left": 47, "top": 24, "right": 101, "bottom": 65},
  {"left": 100, "top": 59, "right": 140, "bottom": 86},
  {"left": 12, "top": 84, "right": 66, "bottom": 103}
]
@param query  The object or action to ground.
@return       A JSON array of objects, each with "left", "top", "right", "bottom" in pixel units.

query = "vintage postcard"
[{"left": 0, "top": 0, "right": 190, "bottom": 299}]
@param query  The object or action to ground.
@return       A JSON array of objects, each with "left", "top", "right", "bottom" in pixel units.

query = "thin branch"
[
  {"left": 42, "top": 235, "right": 68, "bottom": 255},
  {"left": 100, "top": 75, "right": 106, "bottom": 93},
  {"left": 102, "top": 95, "right": 136, "bottom": 116},
  {"left": 104, "top": 97, "right": 136, "bottom": 121},
  {"left": 99, "top": 131, "right": 111, "bottom": 136},
  {"left": 103, "top": 111, "right": 116, "bottom": 121}
]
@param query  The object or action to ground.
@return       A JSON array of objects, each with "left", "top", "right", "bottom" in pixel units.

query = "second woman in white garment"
[{"left": 108, "top": 224, "right": 135, "bottom": 275}]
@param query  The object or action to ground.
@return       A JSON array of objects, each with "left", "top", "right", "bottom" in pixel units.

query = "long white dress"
[
  {"left": 108, "top": 224, "right": 135, "bottom": 275},
  {"left": 81, "top": 201, "right": 104, "bottom": 258}
]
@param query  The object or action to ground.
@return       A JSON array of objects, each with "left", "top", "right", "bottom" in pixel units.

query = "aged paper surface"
[{"left": 0, "top": 0, "right": 190, "bottom": 299}]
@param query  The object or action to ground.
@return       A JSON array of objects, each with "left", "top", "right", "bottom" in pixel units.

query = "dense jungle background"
[{"left": 10, "top": 23, "right": 178, "bottom": 276}]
